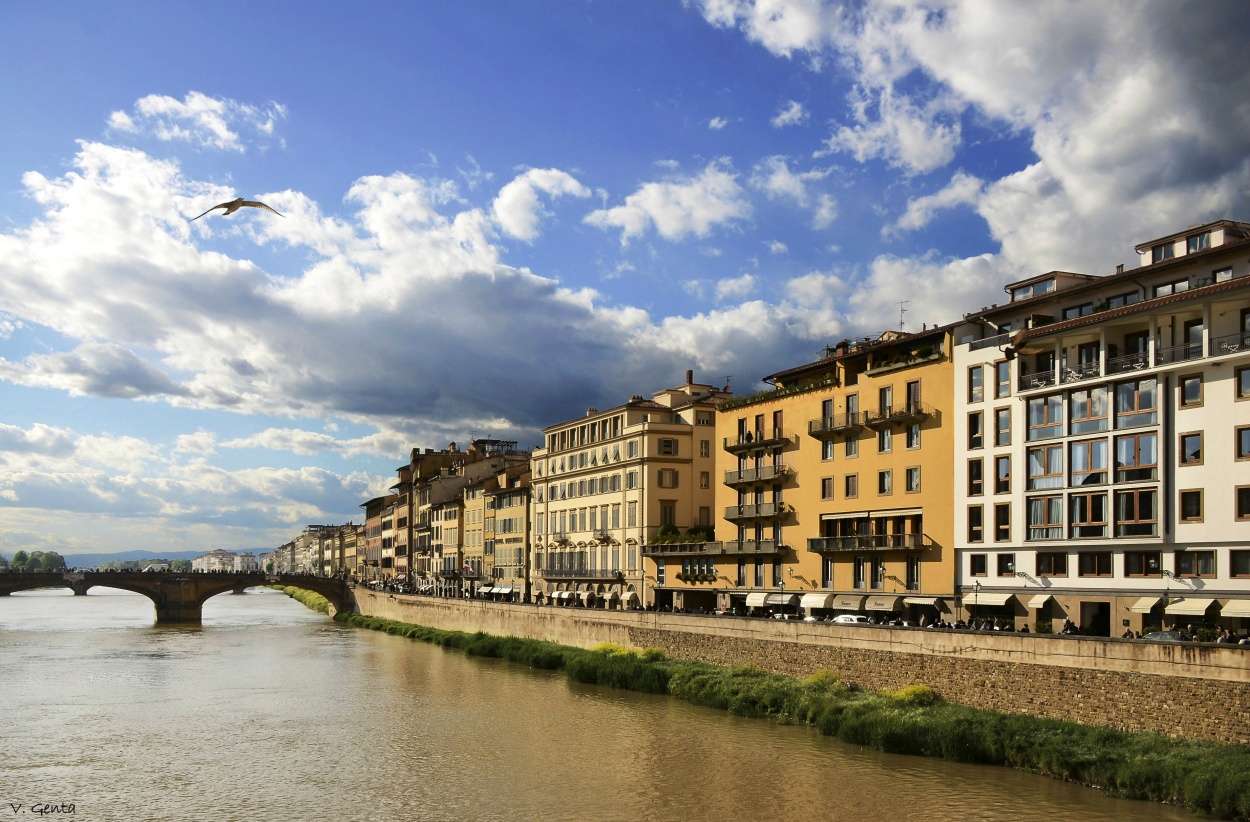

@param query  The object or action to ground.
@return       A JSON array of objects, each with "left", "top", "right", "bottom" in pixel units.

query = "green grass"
[
  {"left": 334, "top": 611, "right": 1250, "bottom": 820},
  {"left": 274, "top": 585, "right": 330, "bottom": 614}
]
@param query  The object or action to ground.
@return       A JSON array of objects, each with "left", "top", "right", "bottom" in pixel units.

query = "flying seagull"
[{"left": 190, "top": 198, "right": 284, "bottom": 221}]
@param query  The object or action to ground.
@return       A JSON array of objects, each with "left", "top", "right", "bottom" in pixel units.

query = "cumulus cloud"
[
  {"left": 771, "top": 99, "right": 808, "bottom": 127},
  {"left": 887, "top": 170, "right": 984, "bottom": 236},
  {"left": 749, "top": 155, "right": 836, "bottom": 227},
  {"left": 491, "top": 167, "right": 591, "bottom": 242},
  {"left": 584, "top": 161, "right": 751, "bottom": 245},
  {"left": 709, "top": 116, "right": 729, "bottom": 130},
  {"left": 108, "top": 91, "right": 286, "bottom": 152},
  {"left": 715, "top": 273, "right": 757, "bottom": 301},
  {"left": 696, "top": 0, "right": 838, "bottom": 57}
]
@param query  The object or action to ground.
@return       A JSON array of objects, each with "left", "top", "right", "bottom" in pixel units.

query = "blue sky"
[{"left": 2, "top": 1, "right": 1249, "bottom": 557}]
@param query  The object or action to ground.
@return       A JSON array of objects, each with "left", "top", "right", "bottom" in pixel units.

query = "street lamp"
[{"left": 972, "top": 579, "right": 980, "bottom": 624}]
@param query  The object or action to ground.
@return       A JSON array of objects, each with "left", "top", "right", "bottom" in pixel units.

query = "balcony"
[
  {"left": 540, "top": 567, "right": 622, "bottom": 580},
  {"left": 720, "top": 539, "right": 784, "bottom": 555},
  {"left": 436, "top": 569, "right": 461, "bottom": 579},
  {"left": 1209, "top": 330, "right": 1250, "bottom": 357},
  {"left": 969, "top": 332, "right": 1010, "bottom": 352},
  {"left": 1107, "top": 351, "right": 1149, "bottom": 375},
  {"left": 863, "top": 402, "right": 934, "bottom": 428},
  {"left": 723, "top": 428, "right": 793, "bottom": 454},
  {"left": 1060, "top": 361, "right": 1101, "bottom": 384},
  {"left": 643, "top": 539, "right": 784, "bottom": 557},
  {"left": 806, "top": 533, "right": 933, "bottom": 553},
  {"left": 723, "top": 464, "right": 792, "bottom": 486},
  {"left": 808, "top": 412, "right": 864, "bottom": 438},
  {"left": 1154, "top": 342, "right": 1204, "bottom": 367},
  {"left": 1018, "top": 371, "right": 1057, "bottom": 391},
  {"left": 724, "top": 502, "right": 791, "bottom": 522}
]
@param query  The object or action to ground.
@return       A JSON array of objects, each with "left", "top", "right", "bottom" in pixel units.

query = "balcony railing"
[
  {"left": 540, "top": 567, "right": 622, "bottom": 580},
  {"left": 1106, "top": 351, "right": 1149, "bottom": 374},
  {"left": 720, "top": 539, "right": 783, "bottom": 555},
  {"left": 723, "top": 464, "right": 791, "bottom": 486},
  {"left": 1061, "top": 361, "right": 1101, "bottom": 383},
  {"left": 642, "top": 541, "right": 720, "bottom": 557},
  {"left": 1209, "top": 330, "right": 1250, "bottom": 357},
  {"left": 1018, "top": 371, "right": 1056, "bottom": 391},
  {"left": 969, "top": 332, "right": 1010, "bottom": 352},
  {"left": 808, "top": 412, "right": 864, "bottom": 438},
  {"left": 1154, "top": 342, "right": 1204, "bottom": 367},
  {"left": 723, "top": 429, "right": 792, "bottom": 454},
  {"left": 806, "top": 533, "right": 932, "bottom": 553},
  {"left": 863, "top": 402, "right": 934, "bottom": 428},
  {"left": 724, "top": 502, "right": 791, "bottom": 521}
]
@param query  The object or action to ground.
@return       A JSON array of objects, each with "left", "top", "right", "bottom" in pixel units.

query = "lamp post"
[{"left": 972, "top": 579, "right": 980, "bottom": 624}]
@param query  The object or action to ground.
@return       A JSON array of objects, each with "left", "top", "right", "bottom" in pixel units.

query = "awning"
[
  {"left": 765, "top": 593, "right": 799, "bottom": 607},
  {"left": 553, "top": 591, "right": 571, "bottom": 601},
  {"left": 745, "top": 592, "right": 769, "bottom": 608},
  {"left": 865, "top": 595, "right": 903, "bottom": 611},
  {"left": 800, "top": 592, "right": 835, "bottom": 610},
  {"left": 1164, "top": 597, "right": 1215, "bottom": 615},
  {"left": 495, "top": 586, "right": 514, "bottom": 595},
  {"left": 964, "top": 591, "right": 1015, "bottom": 606},
  {"left": 832, "top": 594, "right": 865, "bottom": 610},
  {"left": 480, "top": 587, "right": 496, "bottom": 595},
  {"left": 621, "top": 592, "right": 639, "bottom": 606},
  {"left": 579, "top": 591, "right": 595, "bottom": 604},
  {"left": 903, "top": 596, "right": 941, "bottom": 607},
  {"left": 1219, "top": 600, "right": 1250, "bottom": 618},
  {"left": 1129, "top": 596, "right": 1162, "bottom": 614},
  {"left": 1025, "top": 594, "right": 1053, "bottom": 610},
  {"left": 600, "top": 590, "right": 619, "bottom": 600}
]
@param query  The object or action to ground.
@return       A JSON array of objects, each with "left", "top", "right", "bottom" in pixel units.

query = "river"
[{"left": 0, "top": 587, "right": 1198, "bottom": 822}]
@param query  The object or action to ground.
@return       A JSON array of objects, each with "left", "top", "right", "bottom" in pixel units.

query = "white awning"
[
  {"left": 745, "top": 592, "right": 769, "bottom": 608},
  {"left": 1164, "top": 597, "right": 1215, "bottom": 615},
  {"left": 600, "top": 589, "right": 619, "bottom": 600},
  {"left": 480, "top": 587, "right": 496, "bottom": 595},
  {"left": 903, "top": 596, "right": 941, "bottom": 607},
  {"left": 965, "top": 591, "right": 1015, "bottom": 606},
  {"left": 579, "top": 591, "right": 595, "bottom": 604},
  {"left": 1025, "top": 594, "right": 1053, "bottom": 610},
  {"left": 765, "top": 593, "right": 799, "bottom": 607},
  {"left": 800, "top": 592, "right": 835, "bottom": 610},
  {"left": 1219, "top": 600, "right": 1250, "bottom": 617},
  {"left": 1129, "top": 596, "right": 1162, "bottom": 614},
  {"left": 495, "top": 586, "right": 514, "bottom": 595},
  {"left": 554, "top": 591, "right": 571, "bottom": 601},
  {"left": 865, "top": 595, "right": 903, "bottom": 611},
  {"left": 621, "top": 592, "right": 639, "bottom": 605},
  {"left": 831, "top": 594, "right": 865, "bottom": 610}
]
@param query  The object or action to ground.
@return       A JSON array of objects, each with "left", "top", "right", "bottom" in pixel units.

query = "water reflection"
[{"left": 0, "top": 588, "right": 1196, "bottom": 822}]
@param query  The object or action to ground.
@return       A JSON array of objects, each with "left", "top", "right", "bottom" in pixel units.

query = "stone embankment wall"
[{"left": 353, "top": 589, "right": 1250, "bottom": 744}]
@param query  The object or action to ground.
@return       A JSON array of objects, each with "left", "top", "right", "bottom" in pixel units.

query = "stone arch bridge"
[{"left": 0, "top": 572, "right": 356, "bottom": 624}]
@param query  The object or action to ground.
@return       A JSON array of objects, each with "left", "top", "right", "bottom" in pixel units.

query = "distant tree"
[
  {"left": 265, "top": 562, "right": 274, "bottom": 573},
  {"left": 171, "top": 560, "right": 192, "bottom": 572},
  {"left": 11, "top": 550, "right": 29, "bottom": 570},
  {"left": 35, "top": 551, "right": 67, "bottom": 571}
]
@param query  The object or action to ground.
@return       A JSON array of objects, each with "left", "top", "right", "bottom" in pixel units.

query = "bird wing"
[
  {"left": 189, "top": 202, "right": 233, "bottom": 221},
  {"left": 241, "top": 200, "right": 285, "bottom": 217}
]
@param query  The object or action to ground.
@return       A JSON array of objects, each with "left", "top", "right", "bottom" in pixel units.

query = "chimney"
[
  {"left": 586, "top": 408, "right": 597, "bottom": 416},
  {"left": 1116, "top": 263, "right": 1124, "bottom": 274},
  {"left": 685, "top": 369, "right": 694, "bottom": 385}
]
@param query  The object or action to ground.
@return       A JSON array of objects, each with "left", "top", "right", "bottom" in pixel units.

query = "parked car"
[
  {"left": 832, "top": 614, "right": 869, "bottom": 624},
  {"left": 1142, "top": 630, "right": 1185, "bottom": 642}
]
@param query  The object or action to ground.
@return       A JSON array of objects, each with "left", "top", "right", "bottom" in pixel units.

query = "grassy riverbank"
[
  {"left": 274, "top": 585, "right": 330, "bottom": 614},
  {"left": 335, "top": 610, "right": 1250, "bottom": 820}
]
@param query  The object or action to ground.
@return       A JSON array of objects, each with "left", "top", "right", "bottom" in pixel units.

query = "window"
[
  {"left": 1237, "top": 486, "right": 1250, "bottom": 521},
  {"left": 906, "top": 423, "right": 921, "bottom": 449},
  {"left": 968, "top": 366, "right": 984, "bottom": 403},
  {"left": 627, "top": 441, "right": 639, "bottom": 458},
  {"left": 1027, "top": 496, "right": 1062, "bottom": 540},
  {"left": 1069, "top": 438, "right": 1108, "bottom": 486},
  {"left": 1026, "top": 395, "right": 1063, "bottom": 440},
  {"left": 700, "top": 440, "right": 711, "bottom": 458},
  {"left": 755, "top": 561, "right": 765, "bottom": 587},
  {"left": 994, "top": 408, "right": 1011, "bottom": 446},
  {"left": 1151, "top": 242, "right": 1175, "bottom": 264},
  {"left": 656, "top": 559, "right": 665, "bottom": 585},
  {"left": 1069, "top": 492, "right": 1108, "bottom": 538},
  {"left": 845, "top": 434, "right": 859, "bottom": 458},
  {"left": 1115, "top": 433, "right": 1158, "bottom": 482},
  {"left": 1115, "top": 378, "right": 1157, "bottom": 427},
  {"left": 1214, "top": 266, "right": 1233, "bottom": 283},
  {"left": 906, "top": 467, "right": 921, "bottom": 493},
  {"left": 995, "top": 361, "right": 1011, "bottom": 398},
  {"left": 1062, "top": 302, "right": 1094, "bottom": 320},
  {"left": 821, "top": 478, "right": 834, "bottom": 500},
  {"left": 1026, "top": 445, "right": 1063, "bottom": 490},
  {"left": 1078, "top": 552, "right": 1112, "bottom": 577},
  {"left": 994, "top": 456, "right": 1011, "bottom": 494},
  {"left": 968, "top": 506, "right": 984, "bottom": 543},
  {"left": 1179, "top": 432, "right": 1203, "bottom": 466},
  {"left": 1036, "top": 552, "right": 1067, "bottom": 577},
  {"left": 1107, "top": 291, "right": 1141, "bottom": 310},
  {"left": 968, "top": 412, "right": 984, "bottom": 449},
  {"left": 1239, "top": 367, "right": 1250, "bottom": 400},
  {"left": 1238, "top": 426, "right": 1250, "bottom": 461},
  {"left": 658, "top": 438, "right": 678, "bottom": 456},
  {"left": 844, "top": 474, "right": 858, "bottom": 499},
  {"left": 822, "top": 439, "right": 835, "bottom": 461},
  {"left": 968, "top": 458, "right": 984, "bottom": 496},
  {"left": 1232, "top": 550, "right": 1250, "bottom": 578},
  {"left": 660, "top": 501, "right": 676, "bottom": 527},
  {"left": 1187, "top": 232, "right": 1210, "bottom": 253},
  {"left": 994, "top": 503, "right": 1011, "bottom": 542},
  {"left": 699, "top": 471, "right": 710, "bottom": 489},
  {"left": 626, "top": 471, "right": 638, "bottom": 489},
  {"left": 1115, "top": 488, "right": 1158, "bottom": 537},
  {"left": 627, "top": 502, "right": 637, "bottom": 527},
  {"left": 1180, "top": 489, "right": 1205, "bottom": 522},
  {"left": 878, "top": 426, "right": 892, "bottom": 453},
  {"left": 1179, "top": 374, "right": 1202, "bottom": 408},
  {"left": 1069, "top": 387, "right": 1108, "bottom": 435},
  {"left": 1125, "top": 551, "right": 1161, "bottom": 577},
  {"left": 1175, "top": 550, "right": 1215, "bottom": 578},
  {"left": 996, "top": 553, "right": 1016, "bottom": 576},
  {"left": 878, "top": 470, "right": 892, "bottom": 495},
  {"left": 970, "top": 553, "right": 987, "bottom": 576}
]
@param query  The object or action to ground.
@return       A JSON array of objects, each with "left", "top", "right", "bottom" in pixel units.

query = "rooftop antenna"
[
  {"left": 898, "top": 300, "right": 910, "bottom": 332},
  {"left": 723, "top": 375, "right": 732, "bottom": 388}
]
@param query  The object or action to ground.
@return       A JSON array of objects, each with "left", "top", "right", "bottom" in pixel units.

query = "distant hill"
[{"left": 57, "top": 550, "right": 228, "bottom": 569}]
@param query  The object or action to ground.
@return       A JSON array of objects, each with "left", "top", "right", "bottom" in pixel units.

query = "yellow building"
[{"left": 705, "top": 327, "right": 957, "bottom": 621}]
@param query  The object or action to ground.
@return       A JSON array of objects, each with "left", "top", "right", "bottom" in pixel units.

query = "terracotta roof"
[{"left": 764, "top": 323, "right": 955, "bottom": 383}]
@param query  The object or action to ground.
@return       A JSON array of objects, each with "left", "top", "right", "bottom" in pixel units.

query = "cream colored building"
[{"left": 531, "top": 371, "right": 730, "bottom": 609}]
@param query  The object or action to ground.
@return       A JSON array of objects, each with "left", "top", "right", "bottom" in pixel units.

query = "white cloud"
[
  {"left": 767, "top": 240, "right": 788, "bottom": 254},
  {"left": 749, "top": 155, "right": 836, "bottom": 227},
  {"left": 584, "top": 161, "right": 751, "bottom": 245},
  {"left": 491, "top": 167, "right": 591, "bottom": 242},
  {"left": 716, "top": 273, "right": 757, "bottom": 302},
  {"left": 771, "top": 99, "right": 808, "bottom": 128},
  {"left": 887, "top": 170, "right": 983, "bottom": 236},
  {"left": 696, "top": 0, "right": 838, "bottom": 57},
  {"left": 108, "top": 91, "right": 286, "bottom": 152},
  {"left": 709, "top": 116, "right": 729, "bottom": 130}
]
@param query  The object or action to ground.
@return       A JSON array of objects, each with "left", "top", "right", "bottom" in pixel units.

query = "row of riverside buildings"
[{"left": 272, "top": 218, "right": 1250, "bottom": 636}]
